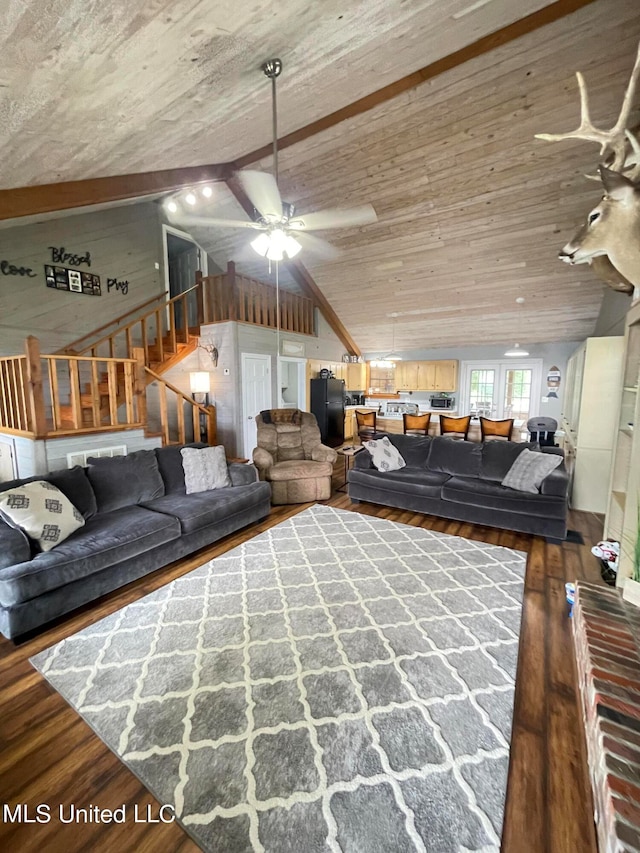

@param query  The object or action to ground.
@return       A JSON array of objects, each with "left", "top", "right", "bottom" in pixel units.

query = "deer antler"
[{"left": 535, "top": 41, "right": 640, "bottom": 172}]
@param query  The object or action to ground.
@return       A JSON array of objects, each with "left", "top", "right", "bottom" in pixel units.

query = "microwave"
[{"left": 430, "top": 395, "right": 454, "bottom": 409}]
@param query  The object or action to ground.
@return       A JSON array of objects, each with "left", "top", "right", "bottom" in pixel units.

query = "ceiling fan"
[{"left": 170, "top": 58, "right": 378, "bottom": 261}]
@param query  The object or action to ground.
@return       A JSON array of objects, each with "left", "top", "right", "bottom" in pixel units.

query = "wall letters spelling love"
[
  {"left": 1, "top": 259, "right": 37, "bottom": 277},
  {"left": 49, "top": 246, "right": 91, "bottom": 267}
]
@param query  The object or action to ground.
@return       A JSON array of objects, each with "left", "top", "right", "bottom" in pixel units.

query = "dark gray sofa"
[
  {"left": 348, "top": 434, "right": 568, "bottom": 540},
  {"left": 0, "top": 445, "right": 271, "bottom": 639}
]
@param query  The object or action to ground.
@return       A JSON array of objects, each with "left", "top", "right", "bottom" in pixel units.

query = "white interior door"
[{"left": 242, "top": 353, "right": 272, "bottom": 457}]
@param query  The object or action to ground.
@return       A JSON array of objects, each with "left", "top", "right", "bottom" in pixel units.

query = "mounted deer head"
[{"left": 536, "top": 42, "right": 640, "bottom": 291}]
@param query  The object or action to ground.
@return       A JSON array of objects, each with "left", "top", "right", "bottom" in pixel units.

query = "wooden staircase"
[{"left": 2, "top": 266, "right": 316, "bottom": 445}]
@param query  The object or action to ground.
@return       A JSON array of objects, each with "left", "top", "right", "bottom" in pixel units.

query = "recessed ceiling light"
[
  {"left": 166, "top": 200, "right": 178, "bottom": 213},
  {"left": 201, "top": 186, "right": 213, "bottom": 198},
  {"left": 185, "top": 192, "right": 197, "bottom": 205},
  {"left": 452, "top": 0, "right": 494, "bottom": 20}
]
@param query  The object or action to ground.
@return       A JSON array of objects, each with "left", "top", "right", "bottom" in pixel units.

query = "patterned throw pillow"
[
  {"left": 0, "top": 481, "right": 85, "bottom": 552},
  {"left": 181, "top": 446, "right": 232, "bottom": 494},
  {"left": 501, "top": 448, "right": 562, "bottom": 494},
  {"left": 363, "top": 435, "right": 406, "bottom": 472}
]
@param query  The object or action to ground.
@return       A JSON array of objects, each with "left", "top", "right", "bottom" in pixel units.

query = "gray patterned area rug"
[{"left": 31, "top": 505, "right": 527, "bottom": 853}]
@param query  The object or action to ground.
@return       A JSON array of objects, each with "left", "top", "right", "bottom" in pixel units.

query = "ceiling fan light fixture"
[
  {"left": 251, "top": 229, "right": 302, "bottom": 261},
  {"left": 283, "top": 233, "right": 302, "bottom": 258},
  {"left": 504, "top": 343, "right": 529, "bottom": 357},
  {"left": 250, "top": 233, "right": 271, "bottom": 257}
]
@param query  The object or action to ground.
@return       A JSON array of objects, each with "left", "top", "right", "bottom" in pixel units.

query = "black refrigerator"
[{"left": 310, "top": 378, "right": 345, "bottom": 447}]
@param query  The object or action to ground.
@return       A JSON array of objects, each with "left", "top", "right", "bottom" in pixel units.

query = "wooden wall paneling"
[{"left": 0, "top": 203, "right": 166, "bottom": 357}]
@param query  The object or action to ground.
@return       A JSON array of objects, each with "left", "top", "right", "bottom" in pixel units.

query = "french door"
[{"left": 460, "top": 360, "right": 542, "bottom": 424}]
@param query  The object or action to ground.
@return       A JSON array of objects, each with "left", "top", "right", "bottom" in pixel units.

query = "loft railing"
[
  {"left": 0, "top": 339, "right": 217, "bottom": 446},
  {"left": 0, "top": 354, "right": 31, "bottom": 433},
  {"left": 0, "top": 337, "right": 144, "bottom": 437},
  {"left": 202, "top": 262, "right": 315, "bottom": 335}
]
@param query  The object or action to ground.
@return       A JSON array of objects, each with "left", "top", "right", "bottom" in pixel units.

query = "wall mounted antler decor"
[
  {"left": 198, "top": 338, "right": 219, "bottom": 367},
  {"left": 536, "top": 42, "right": 640, "bottom": 295}
]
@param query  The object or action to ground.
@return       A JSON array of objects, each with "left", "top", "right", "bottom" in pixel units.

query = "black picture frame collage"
[{"left": 45, "top": 265, "right": 101, "bottom": 296}]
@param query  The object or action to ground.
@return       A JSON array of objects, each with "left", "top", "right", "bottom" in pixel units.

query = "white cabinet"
[
  {"left": 605, "top": 302, "right": 640, "bottom": 583},
  {"left": 563, "top": 336, "right": 624, "bottom": 513}
]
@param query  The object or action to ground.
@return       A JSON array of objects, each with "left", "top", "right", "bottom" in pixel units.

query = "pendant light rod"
[{"left": 262, "top": 58, "right": 283, "bottom": 185}]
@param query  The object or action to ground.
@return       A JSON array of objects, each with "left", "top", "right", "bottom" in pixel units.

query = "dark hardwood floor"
[{"left": 0, "top": 474, "right": 604, "bottom": 853}]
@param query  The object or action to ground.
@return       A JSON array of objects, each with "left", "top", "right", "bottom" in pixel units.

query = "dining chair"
[
  {"left": 402, "top": 412, "right": 431, "bottom": 436},
  {"left": 439, "top": 414, "right": 471, "bottom": 440},
  {"left": 479, "top": 417, "right": 514, "bottom": 441}
]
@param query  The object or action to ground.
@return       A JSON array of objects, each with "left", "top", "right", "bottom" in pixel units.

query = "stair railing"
[
  {"left": 144, "top": 365, "right": 216, "bottom": 446},
  {"left": 59, "top": 292, "right": 167, "bottom": 355},
  {"left": 72, "top": 284, "right": 204, "bottom": 363}
]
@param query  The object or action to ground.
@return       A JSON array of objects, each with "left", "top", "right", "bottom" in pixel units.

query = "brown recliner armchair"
[{"left": 252, "top": 409, "right": 338, "bottom": 505}]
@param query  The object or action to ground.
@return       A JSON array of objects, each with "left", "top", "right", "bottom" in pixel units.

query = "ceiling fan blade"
[
  {"left": 175, "top": 214, "right": 265, "bottom": 230},
  {"left": 288, "top": 203, "right": 377, "bottom": 231},
  {"left": 295, "top": 232, "right": 342, "bottom": 260},
  {"left": 238, "top": 170, "right": 283, "bottom": 221}
]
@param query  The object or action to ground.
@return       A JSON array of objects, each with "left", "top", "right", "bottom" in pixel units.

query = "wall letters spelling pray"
[{"left": 49, "top": 246, "right": 91, "bottom": 267}]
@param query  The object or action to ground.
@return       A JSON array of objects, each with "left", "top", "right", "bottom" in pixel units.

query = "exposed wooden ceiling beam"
[
  {"left": 0, "top": 164, "right": 233, "bottom": 222},
  {"left": 233, "top": 0, "right": 599, "bottom": 170},
  {"left": 226, "top": 174, "right": 361, "bottom": 357},
  {"left": 0, "top": 0, "right": 596, "bottom": 234}
]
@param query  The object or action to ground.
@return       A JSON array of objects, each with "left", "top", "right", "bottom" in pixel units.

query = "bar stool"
[
  {"left": 403, "top": 413, "right": 431, "bottom": 435},
  {"left": 355, "top": 410, "right": 379, "bottom": 441},
  {"left": 479, "top": 417, "right": 514, "bottom": 441},
  {"left": 439, "top": 414, "right": 471, "bottom": 440}
]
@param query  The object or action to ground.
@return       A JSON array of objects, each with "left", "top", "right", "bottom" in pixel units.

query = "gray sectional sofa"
[
  {"left": 0, "top": 445, "right": 271, "bottom": 639},
  {"left": 348, "top": 434, "right": 569, "bottom": 540}
]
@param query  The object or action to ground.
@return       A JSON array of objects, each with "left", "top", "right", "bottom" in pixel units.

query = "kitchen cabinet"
[
  {"left": 344, "top": 410, "right": 354, "bottom": 440},
  {"left": 605, "top": 302, "right": 640, "bottom": 584},
  {"left": 394, "top": 360, "right": 458, "bottom": 392},
  {"left": 433, "top": 360, "right": 458, "bottom": 391},
  {"left": 395, "top": 361, "right": 419, "bottom": 391},
  {"left": 307, "top": 359, "right": 347, "bottom": 382},
  {"left": 563, "top": 336, "right": 624, "bottom": 513},
  {"left": 346, "top": 362, "right": 367, "bottom": 390}
]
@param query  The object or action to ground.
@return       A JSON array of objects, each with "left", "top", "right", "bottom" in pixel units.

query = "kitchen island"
[{"left": 346, "top": 406, "right": 530, "bottom": 443}]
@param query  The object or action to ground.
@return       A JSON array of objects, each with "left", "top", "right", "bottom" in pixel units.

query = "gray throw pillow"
[
  {"left": 363, "top": 436, "right": 406, "bottom": 472},
  {"left": 0, "top": 481, "right": 84, "bottom": 552},
  {"left": 501, "top": 449, "right": 562, "bottom": 494},
  {"left": 181, "top": 446, "right": 232, "bottom": 494}
]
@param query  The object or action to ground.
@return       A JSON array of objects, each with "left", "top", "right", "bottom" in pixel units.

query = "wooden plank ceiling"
[{"left": 2, "top": 0, "right": 639, "bottom": 352}]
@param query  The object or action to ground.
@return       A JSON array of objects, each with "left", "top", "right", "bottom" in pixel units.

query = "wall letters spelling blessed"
[
  {"left": 49, "top": 246, "right": 91, "bottom": 267},
  {"left": 45, "top": 265, "right": 101, "bottom": 296},
  {"left": 0, "top": 260, "right": 37, "bottom": 277},
  {"left": 107, "top": 278, "right": 129, "bottom": 295}
]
